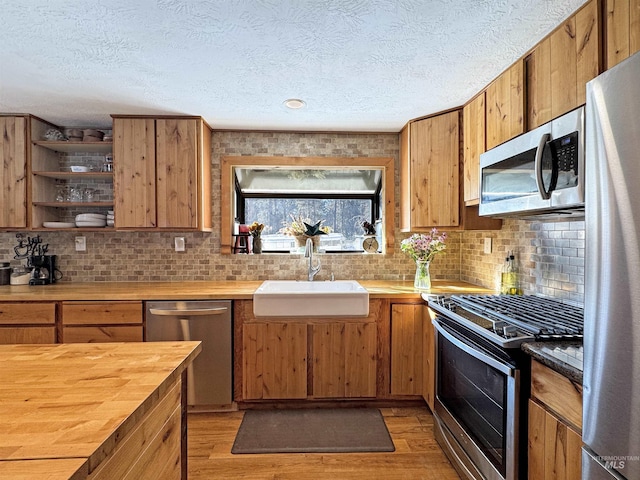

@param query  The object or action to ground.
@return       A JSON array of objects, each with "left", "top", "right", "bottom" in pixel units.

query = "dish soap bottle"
[{"left": 500, "top": 253, "right": 517, "bottom": 295}]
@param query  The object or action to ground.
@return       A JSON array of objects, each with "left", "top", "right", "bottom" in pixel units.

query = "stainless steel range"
[
  {"left": 429, "top": 294, "right": 584, "bottom": 347},
  {"left": 427, "top": 294, "right": 584, "bottom": 480}
]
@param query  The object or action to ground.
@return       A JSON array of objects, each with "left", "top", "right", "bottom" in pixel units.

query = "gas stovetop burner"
[{"left": 427, "top": 294, "right": 584, "bottom": 348}]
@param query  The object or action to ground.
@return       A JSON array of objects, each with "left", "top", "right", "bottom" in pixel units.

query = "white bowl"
[
  {"left": 76, "top": 213, "right": 107, "bottom": 221},
  {"left": 43, "top": 221, "right": 76, "bottom": 229},
  {"left": 70, "top": 165, "right": 90, "bottom": 172},
  {"left": 76, "top": 220, "right": 107, "bottom": 228}
]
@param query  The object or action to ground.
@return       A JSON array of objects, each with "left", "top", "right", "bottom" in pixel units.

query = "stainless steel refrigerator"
[{"left": 583, "top": 51, "right": 640, "bottom": 480}]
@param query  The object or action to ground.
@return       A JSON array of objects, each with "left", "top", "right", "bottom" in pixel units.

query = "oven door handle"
[{"left": 433, "top": 319, "right": 516, "bottom": 377}]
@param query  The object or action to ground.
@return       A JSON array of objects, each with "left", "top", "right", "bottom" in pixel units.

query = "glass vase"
[
  {"left": 414, "top": 260, "right": 431, "bottom": 290},
  {"left": 252, "top": 235, "right": 262, "bottom": 254}
]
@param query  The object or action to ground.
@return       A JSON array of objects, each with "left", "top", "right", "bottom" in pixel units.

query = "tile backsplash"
[{"left": 0, "top": 130, "right": 584, "bottom": 305}]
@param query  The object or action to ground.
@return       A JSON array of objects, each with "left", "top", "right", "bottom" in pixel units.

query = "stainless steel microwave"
[{"left": 479, "top": 106, "right": 585, "bottom": 219}]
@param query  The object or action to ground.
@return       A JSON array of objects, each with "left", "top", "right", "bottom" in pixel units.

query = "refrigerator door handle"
[{"left": 534, "top": 133, "right": 552, "bottom": 199}]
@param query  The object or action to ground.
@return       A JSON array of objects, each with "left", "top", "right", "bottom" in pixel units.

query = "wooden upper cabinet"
[
  {"left": 402, "top": 110, "right": 460, "bottom": 230},
  {"left": 156, "top": 119, "right": 200, "bottom": 229},
  {"left": 113, "top": 116, "right": 212, "bottom": 231},
  {"left": 527, "top": 0, "right": 600, "bottom": 129},
  {"left": 486, "top": 61, "right": 524, "bottom": 150},
  {"left": 463, "top": 92, "right": 485, "bottom": 205},
  {"left": 605, "top": 0, "right": 640, "bottom": 69},
  {"left": 0, "top": 116, "right": 27, "bottom": 229},
  {"left": 113, "top": 117, "right": 157, "bottom": 228}
]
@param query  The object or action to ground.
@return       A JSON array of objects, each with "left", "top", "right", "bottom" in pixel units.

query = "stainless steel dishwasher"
[{"left": 146, "top": 300, "right": 232, "bottom": 409}]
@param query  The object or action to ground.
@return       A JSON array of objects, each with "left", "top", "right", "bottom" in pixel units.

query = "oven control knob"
[
  {"left": 503, "top": 325, "right": 518, "bottom": 337},
  {"left": 492, "top": 321, "right": 506, "bottom": 332}
]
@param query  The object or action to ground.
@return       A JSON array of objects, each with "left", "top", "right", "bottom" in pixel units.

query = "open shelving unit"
[{"left": 30, "top": 126, "right": 115, "bottom": 231}]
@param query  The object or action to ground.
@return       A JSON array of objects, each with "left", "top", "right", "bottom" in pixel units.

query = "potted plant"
[{"left": 279, "top": 215, "right": 331, "bottom": 251}]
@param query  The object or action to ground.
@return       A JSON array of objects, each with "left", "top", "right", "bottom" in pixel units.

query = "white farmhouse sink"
[{"left": 253, "top": 280, "right": 369, "bottom": 317}]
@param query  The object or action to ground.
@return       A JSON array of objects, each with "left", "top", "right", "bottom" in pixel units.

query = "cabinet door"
[
  {"left": 390, "top": 304, "right": 423, "bottom": 396},
  {"left": 243, "top": 322, "right": 307, "bottom": 400},
  {"left": 528, "top": 0, "right": 600, "bottom": 129},
  {"left": 0, "top": 327, "right": 56, "bottom": 344},
  {"left": 155, "top": 119, "right": 199, "bottom": 229},
  {"left": 0, "top": 116, "right": 27, "bottom": 228},
  {"left": 528, "top": 400, "right": 582, "bottom": 480},
  {"left": 312, "top": 321, "right": 377, "bottom": 398},
  {"left": 113, "top": 117, "right": 157, "bottom": 228},
  {"left": 463, "top": 93, "right": 485, "bottom": 205},
  {"left": 606, "top": 0, "right": 640, "bottom": 69},
  {"left": 486, "top": 61, "right": 524, "bottom": 150},
  {"left": 407, "top": 110, "right": 460, "bottom": 228}
]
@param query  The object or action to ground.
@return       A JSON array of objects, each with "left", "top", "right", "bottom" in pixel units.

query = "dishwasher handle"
[{"left": 149, "top": 307, "right": 228, "bottom": 316}]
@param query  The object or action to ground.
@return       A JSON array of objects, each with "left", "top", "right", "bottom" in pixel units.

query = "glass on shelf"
[
  {"left": 102, "top": 153, "right": 113, "bottom": 172},
  {"left": 83, "top": 188, "right": 96, "bottom": 202},
  {"left": 55, "top": 185, "right": 69, "bottom": 202},
  {"left": 69, "top": 187, "right": 83, "bottom": 203}
]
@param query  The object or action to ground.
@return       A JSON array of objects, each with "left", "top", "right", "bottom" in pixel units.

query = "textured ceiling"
[{"left": 1, "top": 0, "right": 587, "bottom": 132}]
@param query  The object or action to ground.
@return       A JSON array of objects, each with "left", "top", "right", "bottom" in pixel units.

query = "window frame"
[{"left": 220, "top": 156, "right": 395, "bottom": 255}]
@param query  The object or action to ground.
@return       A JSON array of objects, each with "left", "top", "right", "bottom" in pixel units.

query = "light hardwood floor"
[{"left": 187, "top": 406, "right": 461, "bottom": 480}]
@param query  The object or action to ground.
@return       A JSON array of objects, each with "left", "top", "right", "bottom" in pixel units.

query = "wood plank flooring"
[{"left": 187, "top": 406, "right": 461, "bottom": 480}]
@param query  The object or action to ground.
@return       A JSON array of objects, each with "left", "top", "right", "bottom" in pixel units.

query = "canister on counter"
[
  {"left": 0, "top": 262, "right": 10, "bottom": 285},
  {"left": 10, "top": 266, "right": 32, "bottom": 285}
]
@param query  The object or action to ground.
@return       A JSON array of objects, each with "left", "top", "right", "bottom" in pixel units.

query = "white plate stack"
[
  {"left": 107, "top": 210, "right": 114, "bottom": 227},
  {"left": 76, "top": 213, "right": 107, "bottom": 228}
]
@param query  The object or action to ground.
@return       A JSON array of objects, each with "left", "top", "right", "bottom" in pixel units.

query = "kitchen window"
[{"left": 220, "top": 156, "right": 395, "bottom": 254}]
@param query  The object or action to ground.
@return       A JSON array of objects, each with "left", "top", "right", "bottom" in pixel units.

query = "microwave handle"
[{"left": 534, "top": 133, "right": 552, "bottom": 199}]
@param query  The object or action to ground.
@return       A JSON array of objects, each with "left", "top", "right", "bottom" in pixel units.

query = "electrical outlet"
[
  {"left": 174, "top": 237, "right": 185, "bottom": 252},
  {"left": 484, "top": 237, "right": 492, "bottom": 254},
  {"left": 75, "top": 236, "right": 86, "bottom": 252}
]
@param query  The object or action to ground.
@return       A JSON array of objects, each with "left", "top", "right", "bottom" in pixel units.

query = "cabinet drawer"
[
  {"left": 62, "top": 301, "right": 143, "bottom": 325},
  {"left": 531, "top": 359, "right": 583, "bottom": 431},
  {"left": 63, "top": 326, "right": 143, "bottom": 343},
  {"left": 0, "top": 326, "right": 56, "bottom": 344},
  {"left": 0, "top": 302, "right": 56, "bottom": 325}
]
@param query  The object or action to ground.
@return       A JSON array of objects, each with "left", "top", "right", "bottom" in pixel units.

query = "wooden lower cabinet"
[
  {"left": 237, "top": 299, "right": 382, "bottom": 401},
  {"left": 0, "top": 302, "right": 56, "bottom": 344},
  {"left": 311, "top": 321, "right": 377, "bottom": 398},
  {"left": 528, "top": 400, "right": 582, "bottom": 480},
  {"left": 61, "top": 301, "right": 144, "bottom": 343},
  {"left": 243, "top": 322, "right": 308, "bottom": 400},
  {"left": 390, "top": 304, "right": 423, "bottom": 395},
  {"left": 0, "top": 327, "right": 56, "bottom": 344},
  {"left": 528, "top": 360, "right": 583, "bottom": 480}
]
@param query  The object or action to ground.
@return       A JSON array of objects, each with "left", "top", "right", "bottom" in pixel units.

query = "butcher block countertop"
[
  {"left": 0, "top": 279, "right": 493, "bottom": 301},
  {"left": 0, "top": 341, "right": 201, "bottom": 480}
]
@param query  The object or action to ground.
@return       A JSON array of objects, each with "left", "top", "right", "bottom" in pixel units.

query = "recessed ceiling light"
[{"left": 284, "top": 98, "right": 306, "bottom": 109}]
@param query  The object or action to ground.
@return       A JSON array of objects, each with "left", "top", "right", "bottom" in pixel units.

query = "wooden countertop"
[
  {"left": 0, "top": 280, "right": 494, "bottom": 301},
  {"left": 0, "top": 342, "right": 201, "bottom": 478}
]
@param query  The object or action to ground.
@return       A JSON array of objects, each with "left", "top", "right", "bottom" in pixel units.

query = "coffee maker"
[{"left": 28, "top": 255, "right": 59, "bottom": 285}]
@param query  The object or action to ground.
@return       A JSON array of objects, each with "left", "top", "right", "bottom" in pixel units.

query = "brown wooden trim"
[{"left": 221, "top": 155, "right": 395, "bottom": 254}]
